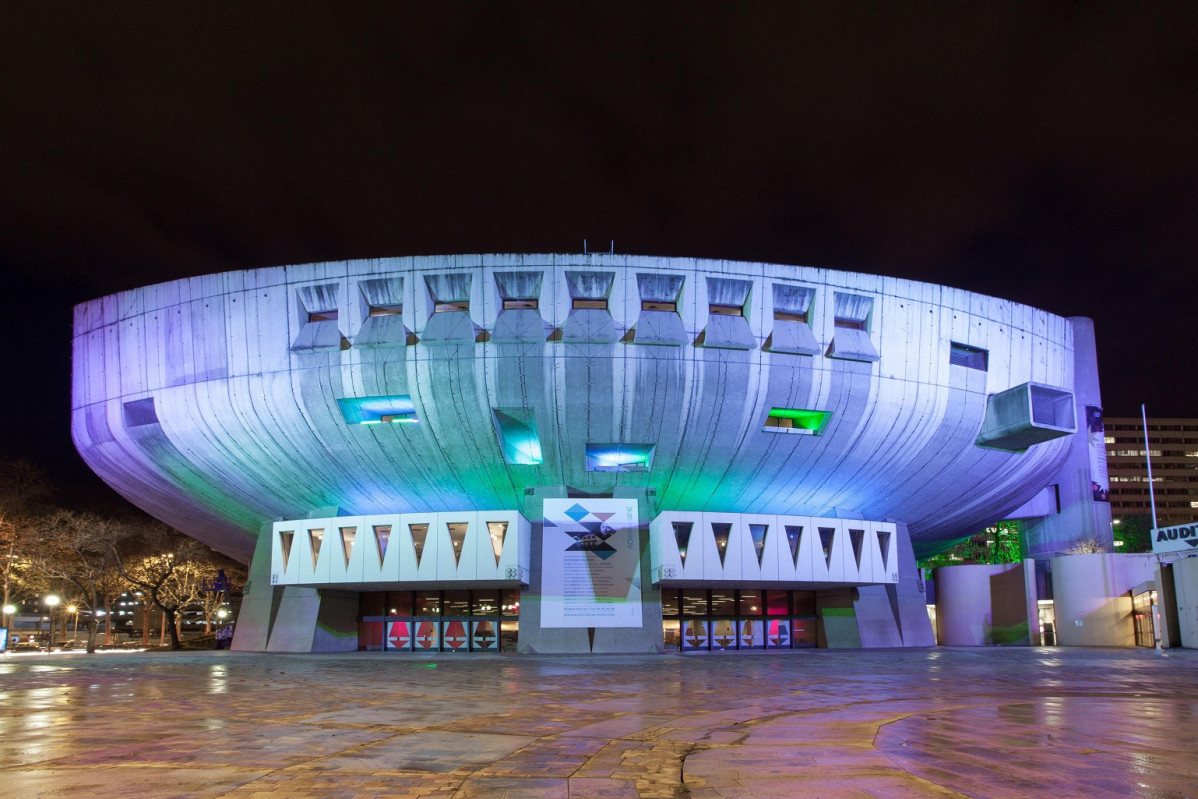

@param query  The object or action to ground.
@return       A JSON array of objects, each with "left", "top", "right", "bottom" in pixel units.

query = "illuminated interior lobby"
[{"left": 71, "top": 253, "right": 1113, "bottom": 653}]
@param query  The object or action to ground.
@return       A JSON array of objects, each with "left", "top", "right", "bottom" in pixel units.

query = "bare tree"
[
  {"left": 113, "top": 522, "right": 209, "bottom": 650},
  {"left": 29, "top": 509, "right": 126, "bottom": 653},
  {"left": 0, "top": 457, "right": 52, "bottom": 611}
]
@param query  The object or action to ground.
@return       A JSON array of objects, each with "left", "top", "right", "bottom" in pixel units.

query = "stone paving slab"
[{"left": 1, "top": 648, "right": 1196, "bottom": 798}]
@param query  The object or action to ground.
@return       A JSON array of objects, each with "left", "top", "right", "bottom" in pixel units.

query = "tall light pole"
[
  {"left": 2, "top": 603, "right": 15, "bottom": 628},
  {"left": 44, "top": 595, "right": 60, "bottom": 650}
]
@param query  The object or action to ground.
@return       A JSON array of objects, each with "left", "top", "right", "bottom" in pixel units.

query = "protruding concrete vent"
[
  {"left": 632, "top": 272, "right": 687, "bottom": 345},
  {"left": 293, "top": 283, "right": 348, "bottom": 352},
  {"left": 976, "top": 382, "right": 1076, "bottom": 451},
  {"left": 355, "top": 277, "right": 412, "bottom": 348},
  {"left": 827, "top": 292, "right": 879, "bottom": 362},
  {"left": 767, "top": 283, "right": 820, "bottom": 355},
  {"left": 492, "top": 271, "right": 550, "bottom": 342},
  {"left": 701, "top": 277, "right": 754, "bottom": 350},
  {"left": 123, "top": 397, "right": 159, "bottom": 427},
  {"left": 563, "top": 270, "right": 617, "bottom": 342},
  {"left": 422, "top": 273, "right": 478, "bottom": 343}
]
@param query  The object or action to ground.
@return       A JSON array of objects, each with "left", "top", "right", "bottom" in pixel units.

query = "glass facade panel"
[
  {"left": 681, "top": 589, "right": 708, "bottom": 616},
  {"left": 471, "top": 590, "right": 499, "bottom": 615},
  {"left": 443, "top": 590, "right": 470, "bottom": 617},
  {"left": 738, "top": 589, "right": 762, "bottom": 615},
  {"left": 501, "top": 589, "right": 521, "bottom": 616},
  {"left": 661, "top": 589, "right": 680, "bottom": 617},
  {"left": 710, "top": 589, "right": 735, "bottom": 616},
  {"left": 387, "top": 591, "right": 412, "bottom": 616},
  {"left": 765, "top": 590, "right": 790, "bottom": 615},
  {"left": 360, "top": 592, "right": 385, "bottom": 616},
  {"left": 415, "top": 591, "right": 441, "bottom": 615}
]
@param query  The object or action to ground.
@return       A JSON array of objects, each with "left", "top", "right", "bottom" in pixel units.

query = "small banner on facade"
[
  {"left": 541, "top": 498, "right": 642, "bottom": 628},
  {"left": 1086, "top": 406, "right": 1110, "bottom": 502},
  {"left": 1151, "top": 522, "right": 1198, "bottom": 555}
]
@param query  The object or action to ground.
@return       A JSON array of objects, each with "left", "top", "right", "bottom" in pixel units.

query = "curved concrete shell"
[{"left": 72, "top": 254, "right": 1080, "bottom": 564}]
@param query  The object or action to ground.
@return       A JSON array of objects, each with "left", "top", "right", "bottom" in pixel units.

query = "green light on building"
[{"left": 764, "top": 408, "right": 831, "bottom": 435}]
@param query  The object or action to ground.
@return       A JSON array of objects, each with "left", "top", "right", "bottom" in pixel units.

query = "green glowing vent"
[{"left": 763, "top": 408, "right": 831, "bottom": 435}]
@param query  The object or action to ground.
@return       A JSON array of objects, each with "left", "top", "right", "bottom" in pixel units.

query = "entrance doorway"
[
  {"left": 359, "top": 589, "right": 520, "bottom": 652},
  {"left": 661, "top": 588, "right": 818, "bottom": 651}
]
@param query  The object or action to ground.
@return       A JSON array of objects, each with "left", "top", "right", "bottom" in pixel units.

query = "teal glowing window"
[
  {"left": 763, "top": 408, "right": 831, "bottom": 435},
  {"left": 337, "top": 395, "right": 419, "bottom": 425},
  {"left": 493, "top": 409, "right": 543, "bottom": 465},
  {"left": 586, "top": 443, "right": 654, "bottom": 472}
]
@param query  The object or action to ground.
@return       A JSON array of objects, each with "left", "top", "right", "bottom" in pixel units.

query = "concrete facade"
[{"left": 71, "top": 254, "right": 1105, "bottom": 653}]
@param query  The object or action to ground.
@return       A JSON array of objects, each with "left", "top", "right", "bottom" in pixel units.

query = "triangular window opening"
[
  {"left": 374, "top": 525, "right": 391, "bottom": 566},
  {"left": 673, "top": 521, "right": 693, "bottom": 565},
  {"left": 784, "top": 525, "right": 802, "bottom": 566},
  {"left": 340, "top": 527, "right": 356, "bottom": 567},
  {"left": 487, "top": 521, "right": 508, "bottom": 566},
  {"left": 749, "top": 524, "right": 768, "bottom": 566},
  {"left": 712, "top": 522, "right": 732, "bottom": 567},
  {"left": 409, "top": 523, "right": 429, "bottom": 567},
  {"left": 877, "top": 531, "right": 892, "bottom": 572},
  {"left": 309, "top": 529, "right": 325, "bottom": 569},
  {"left": 849, "top": 529, "right": 865, "bottom": 568},
  {"left": 818, "top": 527, "right": 835, "bottom": 568},
  {"left": 447, "top": 522, "right": 468, "bottom": 567},
  {"left": 279, "top": 531, "right": 294, "bottom": 571}
]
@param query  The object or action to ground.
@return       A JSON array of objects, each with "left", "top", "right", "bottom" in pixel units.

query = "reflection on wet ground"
[{"left": 1, "top": 647, "right": 1195, "bottom": 798}]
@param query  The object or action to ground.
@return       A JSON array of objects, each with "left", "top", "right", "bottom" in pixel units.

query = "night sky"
[{"left": 2, "top": 4, "right": 1196, "bottom": 497}]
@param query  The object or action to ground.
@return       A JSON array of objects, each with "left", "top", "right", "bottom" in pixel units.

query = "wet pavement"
[{"left": 1, "top": 646, "right": 1195, "bottom": 798}]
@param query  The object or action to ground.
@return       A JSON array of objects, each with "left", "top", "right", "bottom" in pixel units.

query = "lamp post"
[
  {"left": 2, "top": 603, "right": 15, "bottom": 628},
  {"left": 44, "top": 595, "right": 60, "bottom": 650},
  {"left": 67, "top": 605, "right": 79, "bottom": 641}
]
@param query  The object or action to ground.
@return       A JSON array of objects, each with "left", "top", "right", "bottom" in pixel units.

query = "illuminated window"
[
  {"left": 279, "top": 531, "right": 294, "bottom": 570},
  {"left": 337, "top": 395, "right": 419, "bottom": 425},
  {"left": 502, "top": 298, "right": 538, "bottom": 310},
  {"left": 712, "top": 523, "right": 732, "bottom": 566},
  {"left": 340, "top": 527, "right": 356, "bottom": 567},
  {"left": 642, "top": 300, "right": 677, "bottom": 312},
  {"left": 493, "top": 409, "right": 543, "bottom": 465},
  {"left": 586, "top": 443, "right": 655, "bottom": 472},
  {"left": 434, "top": 300, "right": 469, "bottom": 313},
  {"left": 487, "top": 521, "right": 508, "bottom": 566},
  {"left": 950, "top": 342, "right": 988, "bottom": 371},
  {"left": 309, "top": 529, "right": 325, "bottom": 569},
  {"left": 763, "top": 408, "right": 832, "bottom": 435},
  {"left": 409, "top": 524, "right": 429, "bottom": 566},
  {"left": 308, "top": 309, "right": 338, "bottom": 322},
  {"left": 573, "top": 298, "right": 608, "bottom": 310},
  {"left": 368, "top": 303, "right": 402, "bottom": 317},
  {"left": 373, "top": 525, "right": 391, "bottom": 566},
  {"left": 447, "top": 522, "right": 468, "bottom": 566}
]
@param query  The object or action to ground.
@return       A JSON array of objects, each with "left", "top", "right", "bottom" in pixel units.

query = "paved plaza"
[{"left": 1, "top": 647, "right": 1196, "bottom": 798}]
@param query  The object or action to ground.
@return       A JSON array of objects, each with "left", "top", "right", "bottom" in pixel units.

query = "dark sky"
[{"left": 2, "top": 4, "right": 1196, "bottom": 494}]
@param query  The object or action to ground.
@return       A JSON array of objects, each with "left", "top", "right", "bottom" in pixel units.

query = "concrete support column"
[
  {"left": 231, "top": 522, "right": 282, "bottom": 652},
  {"left": 1024, "top": 317, "right": 1114, "bottom": 558}
]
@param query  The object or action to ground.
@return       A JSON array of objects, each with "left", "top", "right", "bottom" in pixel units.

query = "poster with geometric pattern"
[{"left": 541, "top": 499, "right": 641, "bottom": 627}]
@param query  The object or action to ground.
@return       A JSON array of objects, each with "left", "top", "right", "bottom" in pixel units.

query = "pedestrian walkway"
[{"left": 1, "top": 647, "right": 1195, "bottom": 798}]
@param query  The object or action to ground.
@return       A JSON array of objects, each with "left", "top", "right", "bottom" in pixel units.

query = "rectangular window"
[
  {"left": 368, "top": 303, "right": 402, "bottom": 317},
  {"left": 642, "top": 300, "right": 677, "bottom": 312},
  {"left": 572, "top": 298, "right": 608, "bottom": 310},
  {"left": 763, "top": 408, "right": 832, "bottom": 435},
  {"left": 586, "top": 443, "right": 655, "bottom": 472},
  {"left": 738, "top": 590, "right": 762, "bottom": 616},
  {"left": 336, "top": 395, "right": 418, "bottom": 425},
  {"left": 308, "top": 309, "right": 338, "bottom": 323},
  {"left": 950, "top": 342, "right": 989, "bottom": 371},
  {"left": 834, "top": 316, "right": 866, "bottom": 330},
  {"left": 434, "top": 300, "right": 470, "bottom": 313},
  {"left": 773, "top": 310, "right": 807, "bottom": 323},
  {"left": 709, "top": 303, "right": 743, "bottom": 317},
  {"left": 502, "top": 298, "right": 539, "bottom": 310},
  {"left": 123, "top": 398, "right": 159, "bottom": 427}
]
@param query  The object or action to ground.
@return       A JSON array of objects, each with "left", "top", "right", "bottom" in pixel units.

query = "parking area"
[{"left": 1, "top": 646, "right": 1196, "bottom": 798}]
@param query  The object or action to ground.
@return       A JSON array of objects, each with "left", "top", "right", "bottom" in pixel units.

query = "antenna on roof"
[
  {"left": 583, "top": 239, "right": 587, "bottom": 254},
  {"left": 610, "top": 240, "right": 615, "bottom": 254}
]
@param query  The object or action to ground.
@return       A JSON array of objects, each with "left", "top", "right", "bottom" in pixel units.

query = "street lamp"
[
  {"left": 44, "top": 595, "right": 60, "bottom": 650},
  {"left": 67, "top": 605, "right": 79, "bottom": 641},
  {"left": 2, "top": 603, "right": 15, "bottom": 627}
]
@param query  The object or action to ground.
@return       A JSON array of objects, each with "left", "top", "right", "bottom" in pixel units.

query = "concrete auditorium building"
[{"left": 71, "top": 254, "right": 1119, "bottom": 653}]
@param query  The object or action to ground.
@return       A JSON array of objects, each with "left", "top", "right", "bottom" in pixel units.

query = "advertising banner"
[
  {"left": 1151, "top": 522, "right": 1198, "bottom": 555},
  {"left": 1085, "top": 406, "right": 1110, "bottom": 502},
  {"left": 541, "top": 498, "right": 642, "bottom": 627}
]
